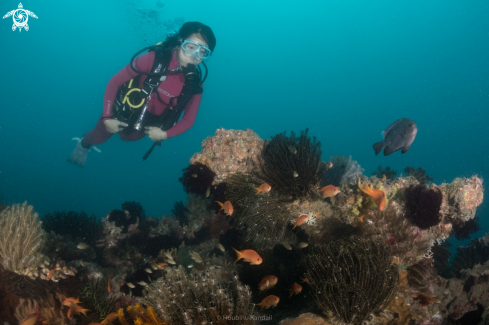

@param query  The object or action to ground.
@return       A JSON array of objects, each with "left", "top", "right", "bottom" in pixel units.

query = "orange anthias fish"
[
  {"left": 255, "top": 183, "right": 272, "bottom": 195},
  {"left": 288, "top": 282, "right": 303, "bottom": 297},
  {"left": 155, "top": 262, "right": 167, "bottom": 269},
  {"left": 325, "top": 161, "right": 333, "bottom": 170},
  {"left": 292, "top": 214, "right": 309, "bottom": 229},
  {"left": 258, "top": 275, "right": 278, "bottom": 292},
  {"left": 215, "top": 200, "right": 234, "bottom": 216},
  {"left": 319, "top": 185, "right": 340, "bottom": 199},
  {"left": 257, "top": 295, "right": 280, "bottom": 310},
  {"left": 20, "top": 314, "right": 38, "bottom": 325},
  {"left": 233, "top": 248, "right": 262, "bottom": 265},
  {"left": 358, "top": 182, "right": 386, "bottom": 211},
  {"left": 62, "top": 297, "right": 81, "bottom": 306},
  {"left": 46, "top": 268, "right": 57, "bottom": 280},
  {"left": 67, "top": 304, "right": 89, "bottom": 318}
]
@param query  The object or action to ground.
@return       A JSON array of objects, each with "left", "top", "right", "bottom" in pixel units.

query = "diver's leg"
[{"left": 68, "top": 117, "right": 112, "bottom": 167}]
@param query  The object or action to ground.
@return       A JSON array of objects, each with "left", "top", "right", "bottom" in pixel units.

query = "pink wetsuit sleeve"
[
  {"left": 166, "top": 92, "right": 202, "bottom": 139},
  {"left": 101, "top": 52, "right": 156, "bottom": 120}
]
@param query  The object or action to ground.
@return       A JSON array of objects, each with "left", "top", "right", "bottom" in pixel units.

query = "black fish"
[{"left": 373, "top": 118, "right": 417, "bottom": 156}]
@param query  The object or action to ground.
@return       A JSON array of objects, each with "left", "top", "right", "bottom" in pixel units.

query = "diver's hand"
[
  {"left": 103, "top": 119, "right": 128, "bottom": 133},
  {"left": 145, "top": 127, "right": 168, "bottom": 141}
]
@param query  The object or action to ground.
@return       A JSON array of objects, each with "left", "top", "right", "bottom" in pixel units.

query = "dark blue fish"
[{"left": 373, "top": 118, "right": 418, "bottom": 156}]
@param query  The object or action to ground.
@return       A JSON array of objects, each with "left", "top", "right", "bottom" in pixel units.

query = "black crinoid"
[
  {"left": 371, "top": 166, "right": 397, "bottom": 180},
  {"left": 41, "top": 211, "right": 103, "bottom": 246},
  {"left": 306, "top": 236, "right": 398, "bottom": 325},
  {"left": 404, "top": 167, "right": 433, "bottom": 184},
  {"left": 404, "top": 184, "right": 443, "bottom": 229},
  {"left": 226, "top": 172, "right": 293, "bottom": 247},
  {"left": 259, "top": 129, "right": 326, "bottom": 201},
  {"left": 179, "top": 162, "right": 216, "bottom": 196}
]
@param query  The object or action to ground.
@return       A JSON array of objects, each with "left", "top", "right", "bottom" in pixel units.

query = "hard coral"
[
  {"left": 259, "top": 129, "right": 326, "bottom": 201},
  {"left": 189, "top": 128, "right": 264, "bottom": 184},
  {"left": 306, "top": 237, "right": 398, "bottom": 325},
  {"left": 404, "top": 185, "right": 443, "bottom": 230}
]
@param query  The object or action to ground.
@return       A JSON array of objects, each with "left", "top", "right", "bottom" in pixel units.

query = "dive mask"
[{"left": 181, "top": 40, "right": 212, "bottom": 59}]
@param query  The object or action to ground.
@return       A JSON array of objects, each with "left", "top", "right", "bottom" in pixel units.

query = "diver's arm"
[
  {"left": 165, "top": 93, "right": 202, "bottom": 139},
  {"left": 101, "top": 52, "right": 156, "bottom": 120}
]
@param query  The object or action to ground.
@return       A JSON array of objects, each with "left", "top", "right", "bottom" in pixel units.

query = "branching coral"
[
  {"left": 42, "top": 210, "right": 103, "bottom": 245},
  {"left": 404, "top": 185, "right": 443, "bottom": 229},
  {"left": 0, "top": 202, "right": 46, "bottom": 276},
  {"left": 322, "top": 155, "right": 364, "bottom": 187},
  {"left": 371, "top": 166, "right": 398, "bottom": 180},
  {"left": 306, "top": 236, "right": 398, "bottom": 325},
  {"left": 139, "top": 265, "right": 254, "bottom": 324},
  {"left": 404, "top": 167, "right": 433, "bottom": 184},
  {"left": 259, "top": 129, "right": 326, "bottom": 201}
]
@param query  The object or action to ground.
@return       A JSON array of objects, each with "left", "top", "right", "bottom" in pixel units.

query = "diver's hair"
[{"left": 162, "top": 21, "right": 217, "bottom": 54}]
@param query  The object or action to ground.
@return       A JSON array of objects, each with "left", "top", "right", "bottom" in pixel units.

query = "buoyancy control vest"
[
  {"left": 111, "top": 45, "right": 205, "bottom": 132},
  {"left": 110, "top": 44, "right": 207, "bottom": 160}
]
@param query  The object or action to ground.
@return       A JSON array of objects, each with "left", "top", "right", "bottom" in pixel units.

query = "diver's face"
[{"left": 177, "top": 33, "right": 208, "bottom": 67}]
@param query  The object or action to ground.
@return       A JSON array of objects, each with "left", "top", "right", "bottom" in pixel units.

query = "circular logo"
[{"left": 13, "top": 9, "right": 27, "bottom": 27}]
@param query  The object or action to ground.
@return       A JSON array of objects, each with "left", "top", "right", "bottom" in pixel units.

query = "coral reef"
[
  {"left": 306, "top": 236, "right": 398, "bottom": 325},
  {"left": 189, "top": 128, "right": 264, "bottom": 184},
  {"left": 404, "top": 184, "right": 443, "bottom": 229},
  {"left": 442, "top": 175, "right": 484, "bottom": 222},
  {"left": 322, "top": 155, "right": 364, "bottom": 187},
  {"left": 372, "top": 166, "right": 398, "bottom": 180},
  {"left": 404, "top": 167, "right": 433, "bottom": 184},
  {"left": 258, "top": 129, "right": 326, "bottom": 201},
  {"left": 0, "top": 202, "right": 46, "bottom": 276},
  {"left": 139, "top": 265, "right": 254, "bottom": 324}
]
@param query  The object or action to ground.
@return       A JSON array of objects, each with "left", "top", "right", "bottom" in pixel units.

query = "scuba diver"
[{"left": 68, "top": 22, "right": 216, "bottom": 167}]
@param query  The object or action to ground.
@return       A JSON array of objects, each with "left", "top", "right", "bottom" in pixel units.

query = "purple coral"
[{"left": 404, "top": 185, "right": 443, "bottom": 229}]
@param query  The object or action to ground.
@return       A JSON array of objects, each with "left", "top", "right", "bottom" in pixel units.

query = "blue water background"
[{"left": 0, "top": 0, "right": 488, "bottom": 252}]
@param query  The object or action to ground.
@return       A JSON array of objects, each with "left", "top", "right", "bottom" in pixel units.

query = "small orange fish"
[
  {"left": 258, "top": 275, "right": 278, "bottom": 291},
  {"left": 292, "top": 214, "right": 309, "bottom": 229},
  {"left": 300, "top": 276, "right": 309, "bottom": 283},
  {"left": 20, "top": 314, "right": 38, "bottom": 325},
  {"left": 98, "top": 312, "right": 119, "bottom": 324},
  {"left": 156, "top": 262, "right": 168, "bottom": 269},
  {"left": 326, "top": 161, "right": 333, "bottom": 169},
  {"left": 62, "top": 297, "right": 81, "bottom": 306},
  {"left": 288, "top": 282, "right": 302, "bottom": 297},
  {"left": 257, "top": 295, "right": 280, "bottom": 310},
  {"left": 232, "top": 248, "right": 263, "bottom": 265},
  {"left": 358, "top": 182, "right": 386, "bottom": 211},
  {"left": 67, "top": 304, "right": 89, "bottom": 318},
  {"left": 107, "top": 275, "right": 111, "bottom": 293},
  {"left": 46, "top": 269, "right": 56, "bottom": 280},
  {"left": 215, "top": 200, "right": 234, "bottom": 216},
  {"left": 255, "top": 183, "right": 272, "bottom": 195},
  {"left": 319, "top": 185, "right": 340, "bottom": 199}
]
